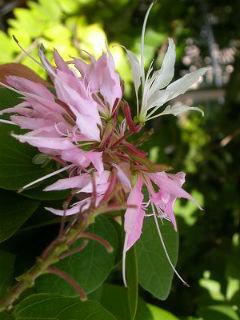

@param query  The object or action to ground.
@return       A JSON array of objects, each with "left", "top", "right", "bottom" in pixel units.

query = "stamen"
[
  {"left": 141, "top": 2, "right": 154, "bottom": 87},
  {"left": 122, "top": 236, "right": 128, "bottom": 287},
  {"left": 0, "top": 119, "right": 17, "bottom": 126},
  {"left": 151, "top": 203, "right": 189, "bottom": 287},
  {"left": 13, "top": 36, "right": 43, "bottom": 69},
  {"left": 19, "top": 164, "right": 73, "bottom": 192},
  {"left": 0, "top": 80, "right": 23, "bottom": 96}
]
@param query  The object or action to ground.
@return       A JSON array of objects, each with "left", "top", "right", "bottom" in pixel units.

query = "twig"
[
  {"left": 78, "top": 232, "right": 113, "bottom": 253},
  {"left": 59, "top": 240, "right": 89, "bottom": 260}
]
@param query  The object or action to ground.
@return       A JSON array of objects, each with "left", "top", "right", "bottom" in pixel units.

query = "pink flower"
[
  {"left": 147, "top": 171, "right": 193, "bottom": 230},
  {"left": 124, "top": 176, "right": 145, "bottom": 251},
  {"left": 45, "top": 170, "right": 111, "bottom": 215},
  {"left": 0, "top": 9, "right": 206, "bottom": 287},
  {"left": 122, "top": 175, "right": 145, "bottom": 285},
  {"left": 74, "top": 50, "right": 122, "bottom": 114}
]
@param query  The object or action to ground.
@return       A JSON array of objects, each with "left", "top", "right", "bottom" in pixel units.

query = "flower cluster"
[{"left": 0, "top": 4, "right": 206, "bottom": 283}]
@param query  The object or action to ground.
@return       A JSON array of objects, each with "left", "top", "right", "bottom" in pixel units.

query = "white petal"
[
  {"left": 145, "top": 90, "right": 169, "bottom": 110},
  {"left": 126, "top": 49, "right": 141, "bottom": 95},
  {"left": 160, "top": 103, "right": 204, "bottom": 116},
  {"left": 141, "top": 2, "right": 154, "bottom": 85},
  {"left": 149, "top": 38, "right": 176, "bottom": 94},
  {"left": 166, "top": 67, "right": 208, "bottom": 100}
]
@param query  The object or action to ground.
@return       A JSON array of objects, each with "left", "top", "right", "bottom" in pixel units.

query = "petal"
[
  {"left": 149, "top": 38, "right": 176, "bottom": 93},
  {"left": 86, "top": 151, "right": 104, "bottom": 174},
  {"left": 44, "top": 174, "right": 90, "bottom": 191},
  {"left": 10, "top": 115, "right": 53, "bottom": 130},
  {"left": 125, "top": 207, "right": 145, "bottom": 251},
  {"left": 53, "top": 50, "right": 71, "bottom": 74},
  {"left": 45, "top": 198, "right": 91, "bottom": 216},
  {"left": 160, "top": 102, "right": 204, "bottom": 117},
  {"left": 124, "top": 176, "right": 144, "bottom": 251},
  {"left": 61, "top": 148, "right": 91, "bottom": 167},
  {"left": 125, "top": 49, "right": 141, "bottom": 96},
  {"left": 166, "top": 67, "right": 208, "bottom": 100},
  {"left": 6, "top": 76, "right": 53, "bottom": 101},
  {"left": 12, "top": 133, "right": 74, "bottom": 150},
  {"left": 113, "top": 163, "right": 131, "bottom": 190},
  {"left": 150, "top": 172, "right": 191, "bottom": 200}
]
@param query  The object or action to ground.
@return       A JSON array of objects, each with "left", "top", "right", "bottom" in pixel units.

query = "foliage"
[{"left": 0, "top": 0, "right": 239, "bottom": 319}]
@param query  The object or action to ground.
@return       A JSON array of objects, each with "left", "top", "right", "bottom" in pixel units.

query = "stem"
[
  {"left": 0, "top": 209, "right": 93, "bottom": 312},
  {"left": 79, "top": 232, "right": 113, "bottom": 253}
]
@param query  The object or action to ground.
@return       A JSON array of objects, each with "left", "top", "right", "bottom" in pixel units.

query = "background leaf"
[
  {"left": 0, "top": 312, "right": 14, "bottom": 320},
  {"left": 0, "top": 189, "right": 39, "bottom": 243},
  {"left": 197, "top": 305, "right": 239, "bottom": 320},
  {"left": 35, "top": 216, "right": 118, "bottom": 295},
  {"left": 100, "top": 284, "right": 179, "bottom": 320},
  {"left": 126, "top": 246, "right": 138, "bottom": 320},
  {"left": 0, "top": 124, "right": 49, "bottom": 191},
  {"left": 0, "top": 250, "right": 15, "bottom": 298},
  {"left": 14, "top": 293, "right": 117, "bottom": 320},
  {"left": 136, "top": 219, "right": 179, "bottom": 300},
  {"left": 0, "top": 123, "right": 69, "bottom": 200}
]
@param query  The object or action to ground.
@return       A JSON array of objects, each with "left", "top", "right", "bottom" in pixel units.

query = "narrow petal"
[
  {"left": 124, "top": 176, "right": 144, "bottom": 251},
  {"left": 166, "top": 67, "right": 208, "bottom": 100},
  {"left": 114, "top": 163, "right": 131, "bottom": 190},
  {"left": 125, "top": 49, "right": 141, "bottom": 96},
  {"left": 53, "top": 49, "right": 71, "bottom": 74},
  {"left": 86, "top": 152, "right": 104, "bottom": 174},
  {"left": 149, "top": 38, "right": 176, "bottom": 93},
  {"left": 45, "top": 198, "right": 91, "bottom": 216},
  {"left": 160, "top": 102, "right": 204, "bottom": 117},
  {"left": 12, "top": 133, "right": 74, "bottom": 150},
  {"left": 44, "top": 175, "right": 90, "bottom": 191},
  {"left": 150, "top": 172, "right": 191, "bottom": 200},
  {"left": 141, "top": 2, "right": 154, "bottom": 85}
]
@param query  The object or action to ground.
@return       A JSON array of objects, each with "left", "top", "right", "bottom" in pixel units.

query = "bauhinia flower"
[
  {"left": 0, "top": 3, "right": 206, "bottom": 286},
  {"left": 125, "top": 2, "right": 208, "bottom": 123}
]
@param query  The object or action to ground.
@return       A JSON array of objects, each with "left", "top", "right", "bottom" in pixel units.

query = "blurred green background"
[{"left": 0, "top": 0, "right": 239, "bottom": 319}]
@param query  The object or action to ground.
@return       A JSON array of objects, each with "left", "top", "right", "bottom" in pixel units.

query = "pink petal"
[
  {"left": 45, "top": 198, "right": 91, "bottom": 216},
  {"left": 44, "top": 174, "right": 90, "bottom": 191},
  {"left": 86, "top": 152, "right": 104, "bottom": 174},
  {"left": 12, "top": 133, "right": 74, "bottom": 150},
  {"left": 124, "top": 176, "right": 145, "bottom": 251},
  {"left": 150, "top": 171, "right": 191, "bottom": 200}
]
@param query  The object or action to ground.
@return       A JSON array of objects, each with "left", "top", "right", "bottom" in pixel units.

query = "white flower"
[{"left": 125, "top": 3, "right": 208, "bottom": 122}]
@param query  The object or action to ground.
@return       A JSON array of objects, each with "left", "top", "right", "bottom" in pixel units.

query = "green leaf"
[
  {"left": 0, "top": 312, "right": 14, "bottom": 320},
  {"left": 136, "top": 219, "right": 179, "bottom": 300},
  {"left": 198, "top": 305, "right": 239, "bottom": 320},
  {"left": 126, "top": 246, "right": 138, "bottom": 320},
  {"left": 14, "top": 293, "right": 117, "bottom": 320},
  {"left": 100, "top": 284, "right": 132, "bottom": 320},
  {"left": 0, "top": 124, "right": 49, "bottom": 191},
  {"left": 35, "top": 216, "right": 118, "bottom": 295},
  {"left": 0, "top": 88, "right": 20, "bottom": 109},
  {"left": 100, "top": 284, "right": 179, "bottom": 320},
  {"left": 0, "top": 189, "right": 39, "bottom": 243},
  {"left": 145, "top": 304, "right": 179, "bottom": 320},
  {"left": 0, "top": 123, "right": 68, "bottom": 200},
  {"left": 0, "top": 250, "right": 15, "bottom": 298}
]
